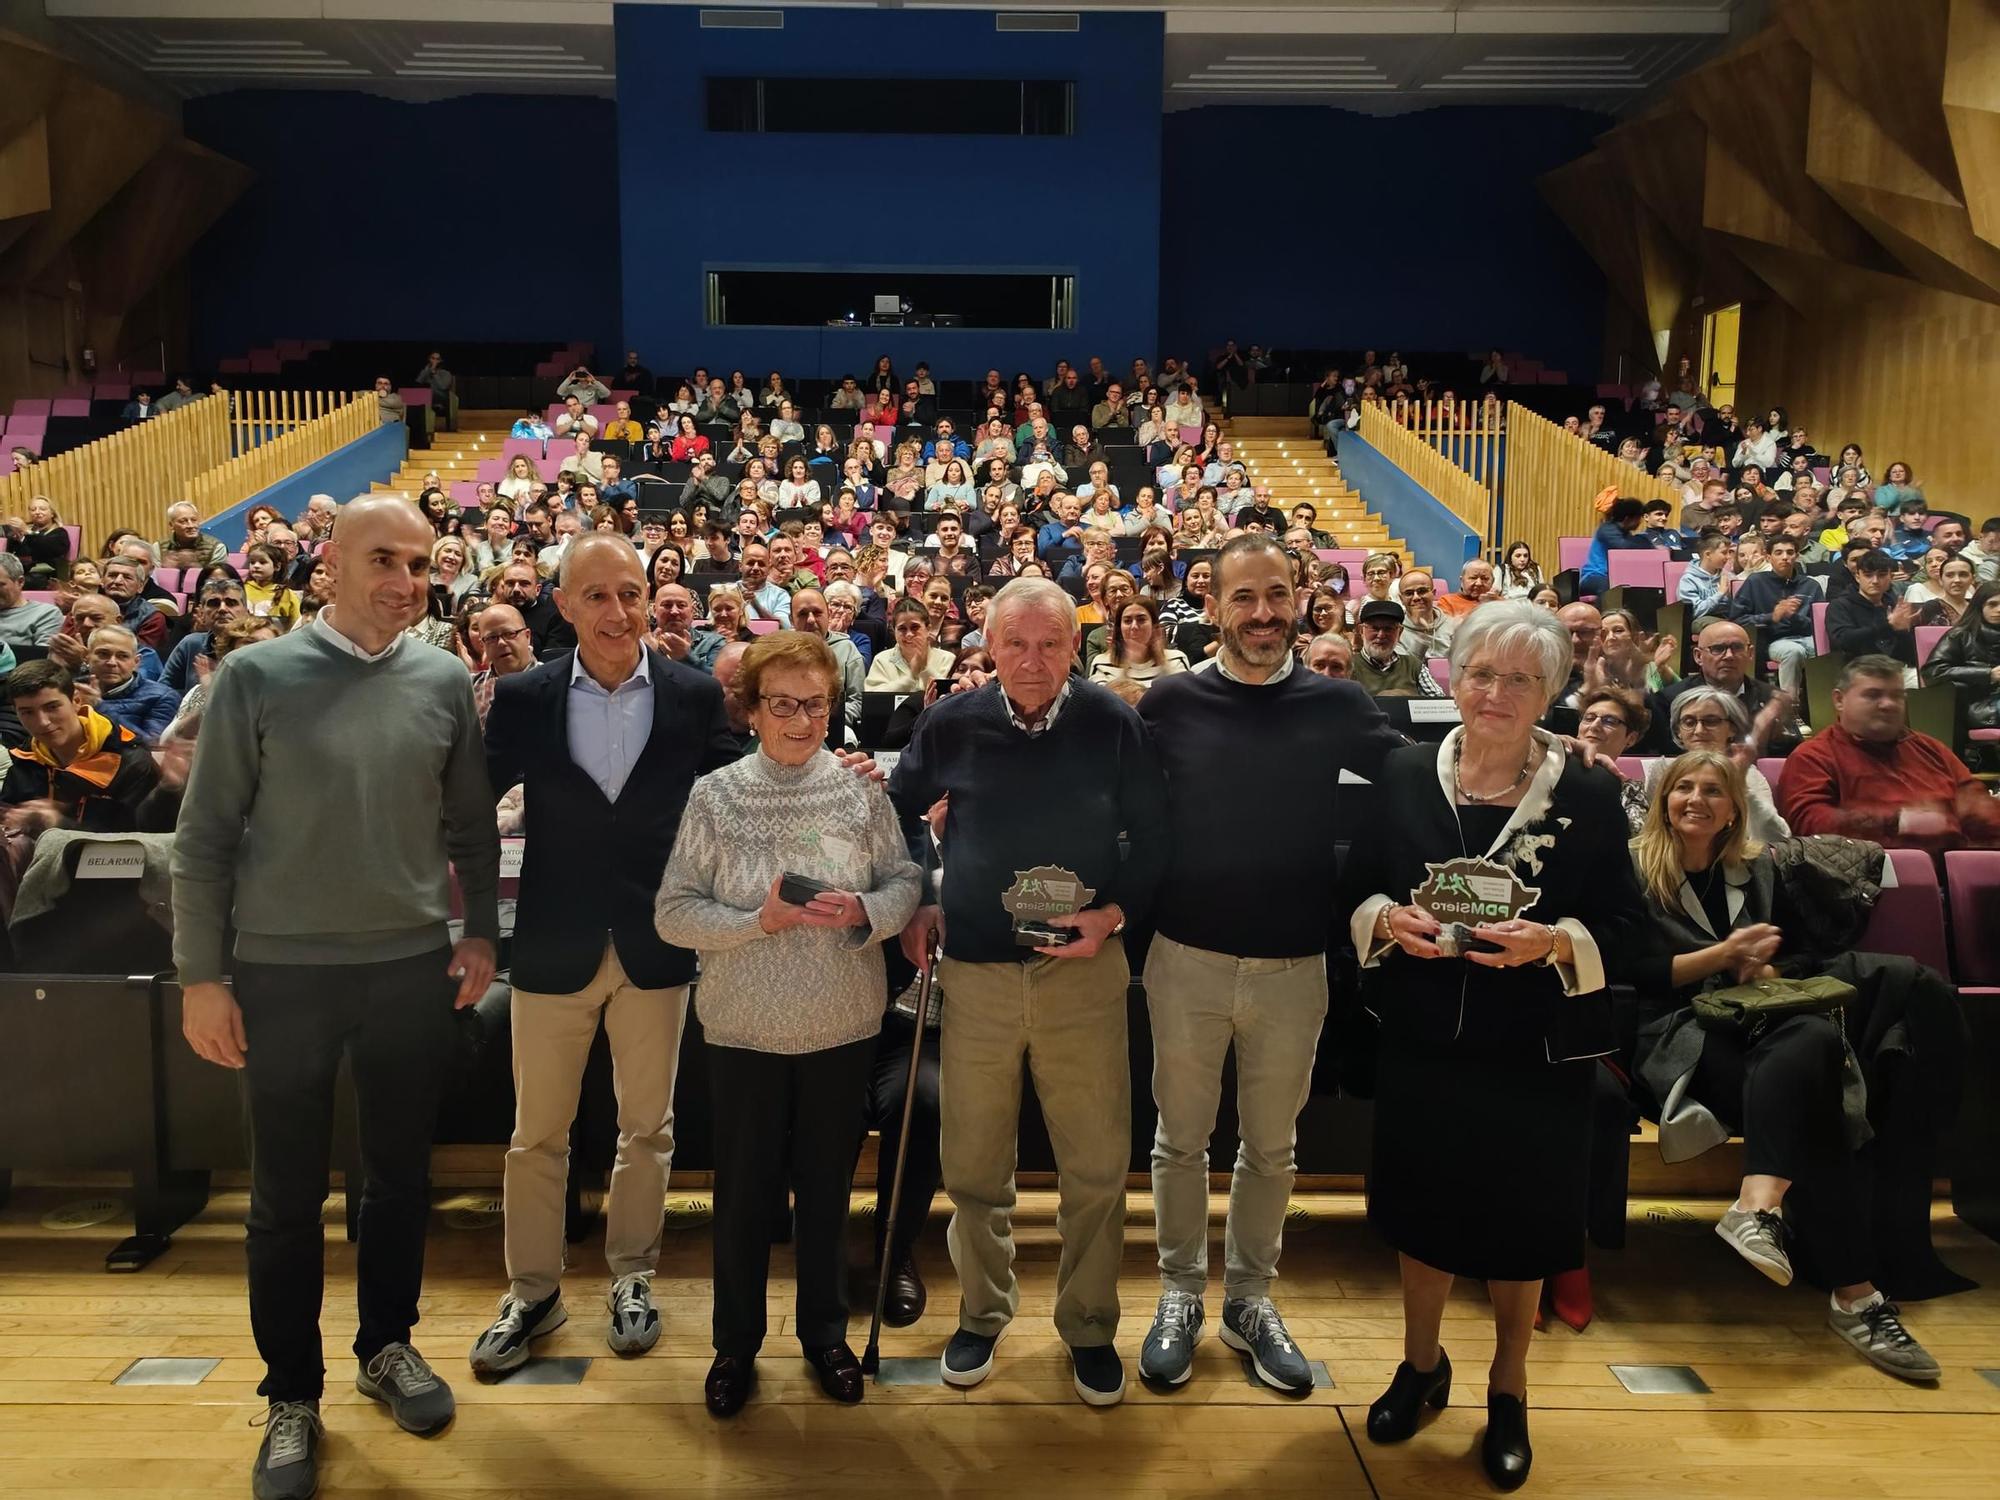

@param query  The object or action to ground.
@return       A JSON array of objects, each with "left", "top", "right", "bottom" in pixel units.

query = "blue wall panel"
[
  {"left": 612, "top": 7, "right": 1163, "bottom": 380},
  {"left": 1331, "top": 432, "right": 1481, "bottom": 577},
  {"left": 182, "top": 92, "right": 622, "bottom": 364},
  {"left": 1157, "top": 105, "right": 1610, "bottom": 381},
  {"left": 205, "top": 424, "right": 409, "bottom": 548}
]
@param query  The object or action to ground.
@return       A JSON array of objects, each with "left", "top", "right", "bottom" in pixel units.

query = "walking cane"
[{"left": 862, "top": 932, "right": 940, "bottom": 1379}]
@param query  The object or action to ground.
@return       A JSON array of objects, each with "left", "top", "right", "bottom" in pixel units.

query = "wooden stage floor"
[{"left": 2, "top": 1184, "right": 1996, "bottom": 1499}]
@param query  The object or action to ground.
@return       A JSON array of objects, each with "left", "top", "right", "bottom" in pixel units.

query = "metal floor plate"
[
  {"left": 872, "top": 1356, "right": 941, "bottom": 1386},
  {"left": 1978, "top": 1369, "right": 2000, "bottom": 1392},
  {"left": 114, "top": 1357, "right": 220, "bottom": 1386},
  {"left": 486, "top": 1357, "right": 592, "bottom": 1386},
  {"left": 1609, "top": 1363, "right": 1711, "bottom": 1395}
]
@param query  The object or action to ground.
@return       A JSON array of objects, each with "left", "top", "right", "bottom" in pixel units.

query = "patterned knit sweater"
[{"left": 653, "top": 748, "right": 922, "bottom": 1053}]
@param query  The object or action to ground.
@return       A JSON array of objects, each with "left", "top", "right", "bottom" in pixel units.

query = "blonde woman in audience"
[
  {"left": 499, "top": 454, "right": 539, "bottom": 506},
  {"left": 864, "top": 598, "right": 952, "bottom": 692},
  {"left": 431, "top": 535, "right": 476, "bottom": 604},
  {"left": 705, "top": 587, "right": 753, "bottom": 646}
]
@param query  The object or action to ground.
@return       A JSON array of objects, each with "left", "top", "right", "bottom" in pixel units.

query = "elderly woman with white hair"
[
  {"left": 1343, "top": 600, "right": 1647, "bottom": 1491},
  {"left": 1642, "top": 684, "right": 1791, "bottom": 844}
]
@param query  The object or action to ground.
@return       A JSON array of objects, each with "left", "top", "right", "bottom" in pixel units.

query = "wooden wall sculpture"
[
  {"left": 1542, "top": 0, "right": 2000, "bottom": 519},
  {"left": 0, "top": 30, "right": 250, "bottom": 402}
]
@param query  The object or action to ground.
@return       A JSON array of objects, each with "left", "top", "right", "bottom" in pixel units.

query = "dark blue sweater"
[
  {"left": 1139, "top": 665, "right": 1407, "bottom": 957},
  {"left": 887, "top": 679, "right": 1168, "bottom": 963}
]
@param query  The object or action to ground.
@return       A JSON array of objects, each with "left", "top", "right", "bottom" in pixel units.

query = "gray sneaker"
[
  {"left": 1828, "top": 1295, "right": 1941, "bottom": 1383},
  {"left": 1138, "top": 1290, "right": 1205, "bottom": 1386},
  {"left": 469, "top": 1289, "right": 567, "bottom": 1375},
  {"left": 251, "top": 1400, "right": 321, "bottom": 1500},
  {"left": 1716, "top": 1205, "right": 1793, "bottom": 1286},
  {"left": 1220, "top": 1296, "right": 1313, "bottom": 1393},
  {"left": 607, "top": 1272, "right": 661, "bottom": 1356},
  {"left": 356, "top": 1343, "right": 455, "bottom": 1435}
]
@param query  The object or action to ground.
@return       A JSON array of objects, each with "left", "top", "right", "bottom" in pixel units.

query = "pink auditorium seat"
[
  {"left": 50, "top": 398, "right": 89, "bottom": 417},
  {"left": 8, "top": 417, "right": 46, "bottom": 439},
  {"left": 502, "top": 438, "right": 549, "bottom": 464},
  {"left": 1426, "top": 657, "right": 1451, "bottom": 691},
  {"left": 746, "top": 618, "right": 781, "bottom": 636},
  {"left": 476, "top": 459, "right": 506, "bottom": 483},
  {"left": 275, "top": 341, "right": 309, "bottom": 359},
  {"left": 1664, "top": 560, "right": 1688, "bottom": 598},
  {"left": 609, "top": 389, "right": 638, "bottom": 404},
  {"left": 1812, "top": 602, "right": 1829, "bottom": 655},
  {"left": 1616, "top": 757, "right": 1646, "bottom": 780},
  {"left": 24, "top": 591, "right": 59, "bottom": 607},
  {"left": 534, "top": 362, "right": 564, "bottom": 379},
  {"left": 1943, "top": 851, "right": 2000, "bottom": 992},
  {"left": 588, "top": 404, "right": 617, "bottom": 427},
  {"left": 1558, "top": 536, "right": 1591, "bottom": 575},
  {"left": 10, "top": 398, "right": 51, "bottom": 418},
  {"left": 1860, "top": 849, "right": 1949, "bottom": 974},
  {"left": 1608, "top": 550, "right": 1667, "bottom": 589},
  {"left": 449, "top": 481, "right": 479, "bottom": 506},
  {"left": 93, "top": 384, "right": 130, "bottom": 401},
  {"left": 248, "top": 352, "right": 281, "bottom": 374},
  {"left": 399, "top": 387, "right": 433, "bottom": 409},
  {"left": 1915, "top": 626, "right": 1946, "bottom": 667},
  {"left": 1315, "top": 548, "right": 1369, "bottom": 574},
  {"left": 1756, "top": 757, "right": 1787, "bottom": 786},
  {"left": 543, "top": 404, "right": 567, "bottom": 424},
  {"left": 218, "top": 357, "right": 250, "bottom": 374},
  {"left": 129, "top": 369, "right": 165, "bottom": 386},
  {"left": 63, "top": 524, "right": 79, "bottom": 556}
]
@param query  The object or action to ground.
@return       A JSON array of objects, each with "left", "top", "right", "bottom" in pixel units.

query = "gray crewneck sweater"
[{"left": 171, "top": 622, "right": 500, "bottom": 984}]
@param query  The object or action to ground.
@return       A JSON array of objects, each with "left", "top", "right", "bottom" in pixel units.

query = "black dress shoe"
[
  {"left": 704, "top": 1354, "right": 756, "bottom": 1418},
  {"left": 1366, "top": 1350, "right": 1452, "bottom": 1444},
  {"left": 1482, "top": 1392, "right": 1532, "bottom": 1491},
  {"left": 805, "top": 1343, "right": 864, "bottom": 1404},
  {"left": 884, "top": 1253, "right": 927, "bottom": 1327}
]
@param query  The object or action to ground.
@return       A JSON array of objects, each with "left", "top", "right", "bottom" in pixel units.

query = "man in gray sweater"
[{"left": 173, "top": 494, "right": 499, "bottom": 1500}]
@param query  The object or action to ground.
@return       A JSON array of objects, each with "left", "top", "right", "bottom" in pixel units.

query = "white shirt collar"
[
  {"left": 315, "top": 606, "right": 403, "bottom": 663},
  {"left": 569, "top": 648, "right": 652, "bottom": 692},
  {"left": 1213, "top": 648, "right": 1294, "bottom": 686}
]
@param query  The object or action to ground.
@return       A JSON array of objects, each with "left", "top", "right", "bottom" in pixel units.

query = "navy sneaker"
[
  {"left": 1069, "top": 1343, "right": 1126, "bottom": 1407},
  {"left": 1138, "top": 1290, "right": 1204, "bottom": 1386},
  {"left": 940, "top": 1327, "right": 1002, "bottom": 1388},
  {"left": 251, "top": 1400, "right": 321, "bottom": 1500}
]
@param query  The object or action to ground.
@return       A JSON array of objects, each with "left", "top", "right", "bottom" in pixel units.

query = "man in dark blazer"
[{"left": 471, "top": 534, "right": 738, "bottom": 1375}]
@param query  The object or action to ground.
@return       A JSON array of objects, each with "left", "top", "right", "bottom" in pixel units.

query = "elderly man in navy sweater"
[
  {"left": 889, "top": 576, "right": 1167, "bottom": 1408},
  {"left": 1134, "top": 534, "right": 1406, "bottom": 1391}
]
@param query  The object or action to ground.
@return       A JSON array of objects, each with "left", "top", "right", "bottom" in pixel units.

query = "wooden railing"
[
  {"left": 1357, "top": 400, "right": 1494, "bottom": 544},
  {"left": 185, "top": 393, "right": 376, "bottom": 517},
  {"left": 1500, "top": 401, "right": 1683, "bottom": 566},
  {"left": 0, "top": 396, "right": 232, "bottom": 547},
  {"left": 1389, "top": 397, "right": 1508, "bottom": 498}
]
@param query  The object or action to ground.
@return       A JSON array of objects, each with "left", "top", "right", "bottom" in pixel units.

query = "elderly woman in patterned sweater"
[{"left": 654, "top": 631, "right": 922, "bottom": 1419}]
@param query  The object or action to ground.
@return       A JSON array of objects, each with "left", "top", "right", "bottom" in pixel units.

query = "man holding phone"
[{"left": 889, "top": 577, "right": 1168, "bottom": 1407}]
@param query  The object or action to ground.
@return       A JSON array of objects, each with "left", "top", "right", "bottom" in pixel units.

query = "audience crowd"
[{"left": 0, "top": 344, "right": 1989, "bottom": 1497}]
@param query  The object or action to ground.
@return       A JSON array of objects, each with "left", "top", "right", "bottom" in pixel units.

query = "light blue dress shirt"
[{"left": 567, "top": 651, "right": 654, "bottom": 803}]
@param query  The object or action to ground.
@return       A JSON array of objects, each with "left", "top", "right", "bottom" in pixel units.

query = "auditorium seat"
[
  {"left": 50, "top": 398, "right": 88, "bottom": 418},
  {"left": 1812, "top": 601, "right": 1829, "bottom": 655},
  {"left": 1861, "top": 849, "right": 1950, "bottom": 973},
  {"left": 1915, "top": 625, "right": 1946, "bottom": 667},
  {"left": 10, "top": 397, "right": 51, "bottom": 418},
  {"left": 1558, "top": 535, "right": 1590, "bottom": 574},
  {"left": 747, "top": 618, "right": 781, "bottom": 635},
  {"left": 1426, "top": 656, "right": 1450, "bottom": 690},
  {"left": 1609, "top": 550, "right": 1667, "bottom": 589},
  {"left": 92, "top": 384, "right": 129, "bottom": 401},
  {"left": 1756, "top": 757, "right": 1786, "bottom": 785},
  {"left": 1943, "top": 850, "right": 2000, "bottom": 994}
]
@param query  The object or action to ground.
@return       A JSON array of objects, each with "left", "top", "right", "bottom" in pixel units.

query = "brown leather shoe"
[
  {"left": 704, "top": 1354, "right": 755, "bottom": 1417},
  {"left": 884, "top": 1253, "right": 927, "bottom": 1328},
  {"left": 805, "top": 1343, "right": 865, "bottom": 1404}
]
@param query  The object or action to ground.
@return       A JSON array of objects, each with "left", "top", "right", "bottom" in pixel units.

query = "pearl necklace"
[{"left": 1453, "top": 741, "right": 1536, "bottom": 803}]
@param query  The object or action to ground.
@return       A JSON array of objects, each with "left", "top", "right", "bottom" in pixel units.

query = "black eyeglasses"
[{"left": 759, "top": 694, "right": 831, "bottom": 720}]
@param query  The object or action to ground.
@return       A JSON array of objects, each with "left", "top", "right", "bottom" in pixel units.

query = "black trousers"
[
  {"left": 235, "top": 948, "right": 457, "bottom": 1402},
  {"left": 1692, "top": 1013, "right": 1872, "bottom": 1287},
  {"left": 708, "top": 1036, "right": 875, "bottom": 1358},
  {"left": 865, "top": 1011, "right": 942, "bottom": 1264}
]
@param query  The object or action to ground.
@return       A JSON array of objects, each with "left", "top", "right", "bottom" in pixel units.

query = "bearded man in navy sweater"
[
  {"left": 1134, "top": 533, "right": 1406, "bottom": 1391},
  {"left": 889, "top": 576, "right": 1167, "bottom": 1408}
]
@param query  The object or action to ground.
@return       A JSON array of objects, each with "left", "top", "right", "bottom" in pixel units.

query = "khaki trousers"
[
  {"left": 502, "top": 942, "right": 688, "bottom": 1302},
  {"left": 939, "top": 942, "right": 1130, "bottom": 1347}
]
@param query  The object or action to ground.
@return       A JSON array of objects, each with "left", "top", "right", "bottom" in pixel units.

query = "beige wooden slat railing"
[
  {"left": 1501, "top": 401, "right": 1683, "bottom": 567},
  {"left": 1357, "top": 400, "right": 1495, "bottom": 546},
  {"left": 1, "top": 396, "right": 232, "bottom": 548},
  {"left": 185, "top": 393, "right": 375, "bottom": 517},
  {"left": 1389, "top": 396, "right": 1508, "bottom": 499}
]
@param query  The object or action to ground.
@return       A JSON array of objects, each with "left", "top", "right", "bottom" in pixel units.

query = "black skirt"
[{"left": 1367, "top": 1033, "right": 1594, "bottom": 1282}]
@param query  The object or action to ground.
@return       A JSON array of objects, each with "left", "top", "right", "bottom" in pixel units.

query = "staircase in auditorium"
[
  {"left": 372, "top": 410, "right": 516, "bottom": 496},
  {"left": 1222, "top": 416, "right": 1405, "bottom": 558}
]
